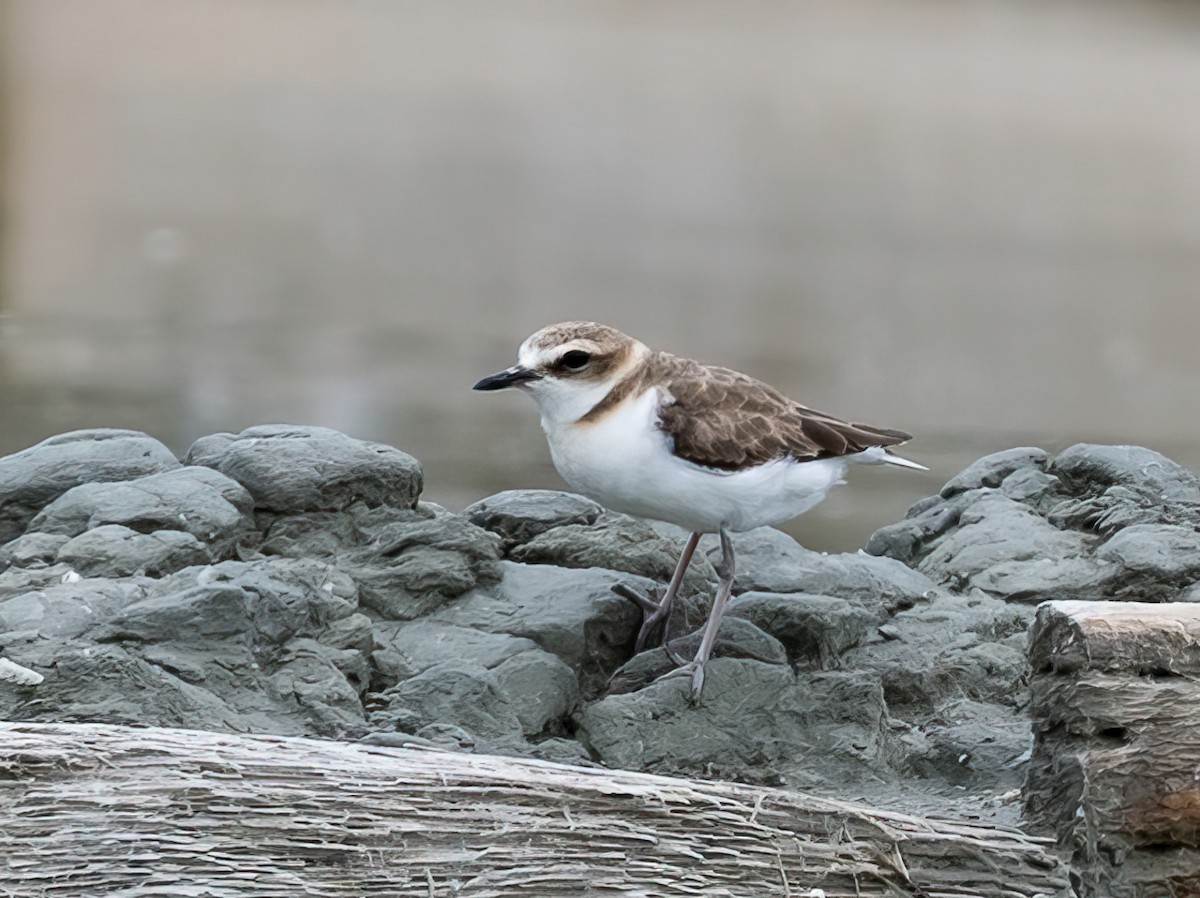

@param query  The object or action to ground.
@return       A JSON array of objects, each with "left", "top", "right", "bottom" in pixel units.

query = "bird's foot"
[{"left": 654, "top": 659, "right": 706, "bottom": 704}]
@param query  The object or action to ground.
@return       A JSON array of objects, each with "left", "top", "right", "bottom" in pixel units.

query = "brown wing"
[{"left": 653, "top": 354, "right": 911, "bottom": 471}]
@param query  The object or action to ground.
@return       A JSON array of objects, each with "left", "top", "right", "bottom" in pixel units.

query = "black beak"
[{"left": 473, "top": 365, "right": 541, "bottom": 391}]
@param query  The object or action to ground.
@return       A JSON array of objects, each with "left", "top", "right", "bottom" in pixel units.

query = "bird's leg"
[
  {"left": 687, "top": 526, "right": 735, "bottom": 701},
  {"left": 633, "top": 531, "right": 701, "bottom": 654},
  {"left": 657, "top": 527, "right": 736, "bottom": 703}
]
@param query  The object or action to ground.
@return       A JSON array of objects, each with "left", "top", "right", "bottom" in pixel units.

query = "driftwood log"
[
  {"left": 1027, "top": 600, "right": 1200, "bottom": 897},
  {"left": 0, "top": 721, "right": 1069, "bottom": 897}
]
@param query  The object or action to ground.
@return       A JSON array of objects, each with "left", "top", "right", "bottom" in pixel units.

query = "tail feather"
[
  {"left": 851, "top": 445, "right": 929, "bottom": 471},
  {"left": 880, "top": 450, "right": 928, "bottom": 471}
]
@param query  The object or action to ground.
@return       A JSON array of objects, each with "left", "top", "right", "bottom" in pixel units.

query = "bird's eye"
[{"left": 561, "top": 350, "right": 591, "bottom": 370}]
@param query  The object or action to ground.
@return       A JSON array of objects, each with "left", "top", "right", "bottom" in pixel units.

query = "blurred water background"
[{"left": 3, "top": 0, "right": 1199, "bottom": 551}]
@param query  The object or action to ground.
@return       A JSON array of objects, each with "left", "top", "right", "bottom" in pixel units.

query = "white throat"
[{"left": 535, "top": 379, "right": 619, "bottom": 429}]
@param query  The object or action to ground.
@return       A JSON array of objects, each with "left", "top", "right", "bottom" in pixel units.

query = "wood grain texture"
[
  {"left": 0, "top": 722, "right": 1069, "bottom": 897},
  {"left": 1027, "top": 600, "right": 1200, "bottom": 897}
]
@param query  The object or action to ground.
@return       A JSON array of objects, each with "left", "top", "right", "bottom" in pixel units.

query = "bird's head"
[{"left": 473, "top": 321, "right": 648, "bottom": 424}]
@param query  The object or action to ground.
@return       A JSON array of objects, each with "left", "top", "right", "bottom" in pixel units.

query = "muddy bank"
[{"left": 1, "top": 426, "right": 1196, "bottom": 840}]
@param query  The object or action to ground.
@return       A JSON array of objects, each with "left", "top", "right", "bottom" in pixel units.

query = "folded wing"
[{"left": 654, "top": 356, "right": 911, "bottom": 472}]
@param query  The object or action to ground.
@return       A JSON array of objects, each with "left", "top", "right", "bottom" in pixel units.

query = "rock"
[
  {"left": 368, "top": 660, "right": 526, "bottom": 743},
  {"left": 524, "top": 736, "right": 594, "bottom": 766},
  {"left": 916, "top": 492, "right": 1109, "bottom": 601},
  {"left": 491, "top": 650, "right": 579, "bottom": 737},
  {"left": 1048, "top": 443, "right": 1200, "bottom": 533},
  {"left": 370, "top": 619, "right": 578, "bottom": 737},
  {"left": 0, "top": 564, "right": 87, "bottom": 602},
  {"left": 0, "top": 429, "right": 180, "bottom": 544},
  {"left": 701, "top": 527, "right": 939, "bottom": 615},
  {"left": 336, "top": 506, "right": 502, "bottom": 620},
  {"left": 26, "top": 644, "right": 254, "bottom": 730},
  {"left": 846, "top": 590, "right": 1031, "bottom": 713},
  {"left": 141, "top": 558, "right": 360, "bottom": 644},
  {"left": 427, "top": 561, "right": 650, "bottom": 696},
  {"left": 869, "top": 443, "right": 1200, "bottom": 604},
  {"left": 900, "top": 699, "right": 1030, "bottom": 791},
  {"left": 371, "top": 619, "right": 541, "bottom": 684},
  {"left": 510, "top": 512, "right": 717, "bottom": 597},
  {"left": 186, "top": 424, "right": 422, "bottom": 514},
  {"left": 728, "top": 592, "right": 874, "bottom": 667},
  {"left": 257, "top": 510, "right": 361, "bottom": 558},
  {"left": 576, "top": 660, "right": 891, "bottom": 789},
  {"left": 465, "top": 489, "right": 603, "bottom": 550},
  {"left": 27, "top": 467, "right": 256, "bottom": 560},
  {"left": 261, "top": 502, "right": 504, "bottom": 621},
  {"left": 0, "top": 558, "right": 373, "bottom": 737},
  {"left": 0, "top": 579, "right": 149, "bottom": 646},
  {"left": 1092, "top": 524, "right": 1200, "bottom": 600},
  {"left": 56, "top": 525, "right": 211, "bottom": 578},
  {"left": 939, "top": 447, "right": 1051, "bottom": 498},
  {"left": 0, "top": 657, "right": 43, "bottom": 686},
  {"left": 0, "top": 532, "right": 70, "bottom": 568}
]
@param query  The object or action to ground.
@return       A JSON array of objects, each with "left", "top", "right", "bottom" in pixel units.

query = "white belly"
[{"left": 542, "top": 388, "right": 849, "bottom": 533}]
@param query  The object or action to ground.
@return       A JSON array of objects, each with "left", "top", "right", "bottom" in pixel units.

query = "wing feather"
[{"left": 651, "top": 354, "right": 911, "bottom": 471}]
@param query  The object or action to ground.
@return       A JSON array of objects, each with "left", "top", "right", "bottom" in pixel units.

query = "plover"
[{"left": 474, "top": 321, "right": 925, "bottom": 700}]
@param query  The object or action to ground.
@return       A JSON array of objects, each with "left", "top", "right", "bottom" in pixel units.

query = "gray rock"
[
  {"left": 140, "top": 558, "right": 360, "bottom": 644},
  {"left": 1093, "top": 524, "right": 1200, "bottom": 600},
  {"left": 846, "top": 590, "right": 1032, "bottom": 713},
  {"left": 9, "top": 557, "right": 374, "bottom": 737},
  {"left": 28, "top": 467, "right": 256, "bottom": 560},
  {"left": 368, "top": 660, "right": 525, "bottom": 742},
  {"left": 492, "top": 650, "right": 579, "bottom": 737},
  {"left": 370, "top": 618, "right": 578, "bottom": 737},
  {"left": 56, "top": 525, "right": 212, "bottom": 579},
  {"left": 940, "top": 447, "right": 1050, "bottom": 498},
  {"left": 918, "top": 492, "right": 1109, "bottom": 601},
  {"left": 465, "top": 489, "right": 603, "bottom": 550},
  {"left": 0, "top": 564, "right": 88, "bottom": 602},
  {"left": 0, "top": 532, "right": 70, "bottom": 568},
  {"left": 0, "top": 578, "right": 149, "bottom": 644},
  {"left": 257, "top": 510, "right": 363, "bottom": 558},
  {"left": 1050, "top": 443, "right": 1200, "bottom": 533},
  {"left": 525, "top": 737, "right": 594, "bottom": 766},
  {"left": 337, "top": 506, "right": 502, "bottom": 620},
  {"left": 899, "top": 699, "right": 1030, "bottom": 793},
  {"left": 372, "top": 619, "right": 541, "bottom": 683},
  {"left": 702, "top": 527, "right": 939, "bottom": 615},
  {"left": 0, "top": 429, "right": 180, "bottom": 544},
  {"left": 576, "top": 660, "right": 891, "bottom": 789},
  {"left": 511, "top": 512, "right": 717, "bottom": 598},
  {"left": 728, "top": 592, "right": 874, "bottom": 667},
  {"left": 428, "top": 560, "right": 649, "bottom": 696},
  {"left": 865, "top": 492, "right": 971, "bottom": 566},
  {"left": 869, "top": 444, "right": 1200, "bottom": 605},
  {"left": 186, "top": 424, "right": 422, "bottom": 514},
  {"left": 20, "top": 644, "right": 253, "bottom": 730}
]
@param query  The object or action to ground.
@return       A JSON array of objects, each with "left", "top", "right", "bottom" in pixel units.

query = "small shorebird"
[{"left": 474, "top": 322, "right": 924, "bottom": 701}]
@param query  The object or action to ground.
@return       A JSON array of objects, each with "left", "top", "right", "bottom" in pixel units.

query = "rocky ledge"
[{"left": 1, "top": 426, "right": 1197, "bottom": 826}]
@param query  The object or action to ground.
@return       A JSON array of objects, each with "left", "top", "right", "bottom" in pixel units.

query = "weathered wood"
[
  {"left": 1029, "top": 600, "right": 1200, "bottom": 677},
  {"left": 0, "top": 722, "right": 1069, "bottom": 897},
  {"left": 1027, "top": 600, "right": 1200, "bottom": 897}
]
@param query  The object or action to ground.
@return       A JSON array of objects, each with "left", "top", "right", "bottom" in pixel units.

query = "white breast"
[{"left": 541, "top": 387, "right": 850, "bottom": 533}]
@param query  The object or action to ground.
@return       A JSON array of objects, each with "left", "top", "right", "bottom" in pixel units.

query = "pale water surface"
[{"left": 3, "top": 0, "right": 1200, "bottom": 550}]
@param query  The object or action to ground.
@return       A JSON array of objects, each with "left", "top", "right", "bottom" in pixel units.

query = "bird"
[{"left": 473, "top": 321, "right": 925, "bottom": 701}]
